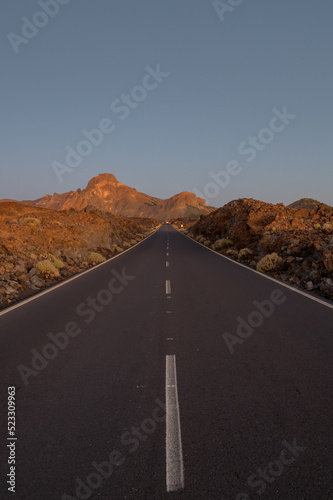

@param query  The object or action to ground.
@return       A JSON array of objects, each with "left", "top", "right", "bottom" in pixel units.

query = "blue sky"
[{"left": 1, "top": 0, "right": 332, "bottom": 207}]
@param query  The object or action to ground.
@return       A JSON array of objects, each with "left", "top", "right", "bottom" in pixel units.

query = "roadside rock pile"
[
  {"left": 0, "top": 202, "right": 159, "bottom": 308},
  {"left": 188, "top": 198, "right": 333, "bottom": 301}
]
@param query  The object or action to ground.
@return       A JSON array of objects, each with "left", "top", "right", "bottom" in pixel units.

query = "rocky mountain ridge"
[{"left": 21, "top": 173, "right": 215, "bottom": 220}]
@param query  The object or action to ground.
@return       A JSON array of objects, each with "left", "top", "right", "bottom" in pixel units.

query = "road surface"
[{"left": 1, "top": 224, "right": 332, "bottom": 499}]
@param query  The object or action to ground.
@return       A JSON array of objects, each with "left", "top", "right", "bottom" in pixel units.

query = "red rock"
[{"left": 294, "top": 208, "right": 310, "bottom": 218}]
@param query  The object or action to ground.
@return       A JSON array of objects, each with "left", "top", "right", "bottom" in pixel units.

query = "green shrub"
[
  {"left": 36, "top": 260, "right": 60, "bottom": 278},
  {"left": 22, "top": 217, "right": 41, "bottom": 227},
  {"left": 39, "top": 253, "right": 64, "bottom": 269},
  {"left": 213, "top": 238, "right": 233, "bottom": 251},
  {"left": 313, "top": 223, "right": 321, "bottom": 230},
  {"left": 238, "top": 248, "right": 254, "bottom": 262},
  {"left": 204, "top": 240, "right": 212, "bottom": 246},
  {"left": 225, "top": 249, "right": 238, "bottom": 258},
  {"left": 87, "top": 252, "right": 106, "bottom": 264},
  {"left": 112, "top": 245, "right": 123, "bottom": 254},
  {"left": 256, "top": 253, "right": 282, "bottom": 273},
  {"left": 130, "top": 239, "right": 138, "bottom": 245},
  {"left": 122, "top": 242, "right": 131, "bottom": 249}
]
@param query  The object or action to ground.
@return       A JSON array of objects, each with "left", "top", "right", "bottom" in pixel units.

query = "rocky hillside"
[
  {"left": 21, "top": 173, "right": 215, "bottom": 220},
  {"left": 288, "top": 198, "right": 332, "bottom": 211},
  {"left": 187, "top": 198, "right": 333, "bottom": 301},
  {"left": 0, "top": 202, "right": 159, "bottom": 309}
]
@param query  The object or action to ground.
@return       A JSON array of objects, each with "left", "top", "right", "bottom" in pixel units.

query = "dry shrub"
[{"left": 257, "top": 253, "right": 282, "bottom": 273}]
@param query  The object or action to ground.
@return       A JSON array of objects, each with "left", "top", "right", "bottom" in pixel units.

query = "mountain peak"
[{"left": 86, "top": 173, "right": 119, "bottom": 189}]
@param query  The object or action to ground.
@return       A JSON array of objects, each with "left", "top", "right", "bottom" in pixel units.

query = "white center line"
[
  {"left": 166, "top": 252, "right": 169, "bottom": 257},
  {"left": 166, "top": 280, "right": 171, "bottom": 295},
  {"left": 166, "top": 355, "right": 184, "bottom": 492},
  {"left": 166, "top": 261, "right": 169, "bottom": 267}
]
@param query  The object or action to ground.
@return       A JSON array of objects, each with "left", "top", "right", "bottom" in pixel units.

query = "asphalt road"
[{"left": 1, "top": 224, "right": 332, "bottom": 499}]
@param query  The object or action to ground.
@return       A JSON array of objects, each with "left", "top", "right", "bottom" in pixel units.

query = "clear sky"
[{"left": 1, "top": 0, "right": 332, "bottom": 208}]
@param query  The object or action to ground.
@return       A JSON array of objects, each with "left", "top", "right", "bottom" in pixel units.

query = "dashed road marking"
[{"left": 166, "top": 355, "right": 184, "bottom": 492}]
